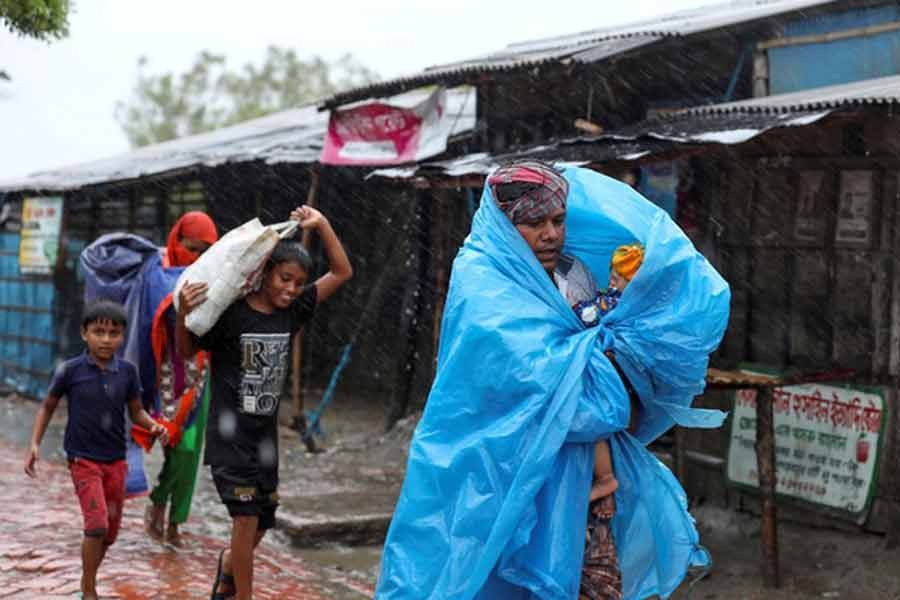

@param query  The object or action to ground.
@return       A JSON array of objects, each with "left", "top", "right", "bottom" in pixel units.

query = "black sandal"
[{"left": 211, "top": 549, "right": 236, "bottom": 600}]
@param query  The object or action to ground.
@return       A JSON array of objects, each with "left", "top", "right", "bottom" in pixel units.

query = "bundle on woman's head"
[{"left": 488, "top": 160, "right": 569, "bottom": 225}]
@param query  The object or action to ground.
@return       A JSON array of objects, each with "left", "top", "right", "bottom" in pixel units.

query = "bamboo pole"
[
  {"left": 292, "top": 168, "right": 320, "bottom": 436},
  {"left": 300, "top": 169, "right": 320, "bottom": 247},
  {"left": 431, "top": 190, "right": 447, "bottom": 374},
  {"left": 673, "top": 426, "right": 687, "bottom": 485},
  {"left": 758, "top": 21, "right": 900, "bottom": 50}
]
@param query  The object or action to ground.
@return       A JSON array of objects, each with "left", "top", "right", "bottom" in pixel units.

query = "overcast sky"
[{"left": 0, "top": 0, "right": 713, "bottom": 180}]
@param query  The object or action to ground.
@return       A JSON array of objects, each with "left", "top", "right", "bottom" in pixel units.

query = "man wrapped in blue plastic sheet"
[{"left": 375, "top": 164, "right": 731, "bottom": 599}]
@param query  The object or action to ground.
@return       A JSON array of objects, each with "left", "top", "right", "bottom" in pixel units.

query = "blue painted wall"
[
  {"left": 769, "top": 5, "right": 900, "bottom": 94},
  {"left": 0, "top": 232, "right": 57, "bottom": 397}
]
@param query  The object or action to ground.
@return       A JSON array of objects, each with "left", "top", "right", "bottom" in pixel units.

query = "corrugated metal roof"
[
  {"left": 322, "top": 0, "right": 838, "bottom": 107},
  {"left": 0, "top": 88, "right": 476, "bottom": 193},
  {"left": 370, "top": 109, "right": 833, "bottom": 180},
  {"left": 372, "top": 72, "right": 900, "bottom": 181},
  {"left": 426, "top": 33, "right": 667, "bottom": 72},
  {"left": 498, "top": 0, "right": 834, "bottom": 54},
  {"left": 681, "top": 72, "right": 900, "bottom": 114},
  {"left": 319, "top": 35, "right": 667, "bottom": 111}
]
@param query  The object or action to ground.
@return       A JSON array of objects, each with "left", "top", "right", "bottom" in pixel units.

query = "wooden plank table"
[{"left": 702, "top": 367, "right": 855, "bottom": 588}]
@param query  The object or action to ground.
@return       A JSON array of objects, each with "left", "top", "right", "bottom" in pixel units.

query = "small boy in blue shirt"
[{"left": 24, "top": 299, "right": 167, "bottom": 600}]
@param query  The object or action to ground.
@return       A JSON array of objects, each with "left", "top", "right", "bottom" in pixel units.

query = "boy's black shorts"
[{"left": 211, "top": 465, "right": 279, "bottom": 531}]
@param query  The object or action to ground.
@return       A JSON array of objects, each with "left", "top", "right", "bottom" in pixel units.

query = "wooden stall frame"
[
  {"left": 292, "top": 167, "right": 319, "bottom": 451},
  {"left": 702, "top": 368, "right": 858, "bottom": 589}
]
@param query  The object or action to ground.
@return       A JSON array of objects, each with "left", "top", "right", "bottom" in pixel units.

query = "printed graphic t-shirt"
[{"left": 197, "top": 285, "right": 317, "bottom": 469}]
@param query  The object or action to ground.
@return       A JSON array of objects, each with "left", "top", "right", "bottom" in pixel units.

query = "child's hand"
[
  {"left": 150, "top": 421, "right": 169, "bottom": 447},
  {"left": 24, "top": 445, "right": 39, "bottom": 478},
  {"left": 290, "top": 205, "right": 326, "bottom": 230},
  {"left": 178, "top": 281, "right": 208, "bottom": 315}
]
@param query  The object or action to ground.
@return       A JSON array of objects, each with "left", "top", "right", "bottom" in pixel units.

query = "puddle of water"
[{"left": 299, "top": 543, "right": 384, "bottom": 583}]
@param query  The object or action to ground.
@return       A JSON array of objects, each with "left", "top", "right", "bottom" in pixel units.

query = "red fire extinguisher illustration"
[{"left": 856, "top": 433, "right": 870, "bottom": 464}]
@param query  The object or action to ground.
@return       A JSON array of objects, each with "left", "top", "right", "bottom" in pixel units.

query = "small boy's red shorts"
[{"left": 68, "top": 457, "right": 127, "bottom": 545}]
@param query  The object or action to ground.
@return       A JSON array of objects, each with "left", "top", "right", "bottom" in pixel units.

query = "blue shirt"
[{"left": 48, "top": 352, "right": 143, "bottom": 462}]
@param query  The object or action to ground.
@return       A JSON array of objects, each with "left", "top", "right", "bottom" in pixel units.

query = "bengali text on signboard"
[{"left": 727, "top": 383, "right": 885, "bottom": 516}]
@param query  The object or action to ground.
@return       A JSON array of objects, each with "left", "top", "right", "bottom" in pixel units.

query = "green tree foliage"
[
  {"left": 0, "top": 0, "right": 69, "bottom": 40},
  {"left": 117, "top": 46, "right": 379, "bottom": 147},
  {"left": 1, "top": 0, "right": 70, "bottom": 82}
]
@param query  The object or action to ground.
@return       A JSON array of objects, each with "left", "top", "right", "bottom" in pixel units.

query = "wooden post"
[
  {"left": 674, "top": 426, "right": 688, "bottom": 485},
  {"left": 887, "top": 388, "right": 900, "bottom": 549},
  {"left": 300, "top": 169, "right": 320, "bottom": 247},
  {"left": 887, "top": 170, "right": 900, "bottom": 376},
  {"left": 755, "top": 386, "right": 780, "bottom": 588},
  {"left": 292, "top": 168, "right": 320, "bottom": 426},
  {"left": 752, "top": 50, "right": 769, "bottom": 98},
  {"left": 431, "top": 190, "right": 448, "bottom": 377},
  {"left": 886, "top": 173, "right": 900, "bottom": 548},
  {"left": 385, "top": 189, "right": 429, "bottom": 431}
]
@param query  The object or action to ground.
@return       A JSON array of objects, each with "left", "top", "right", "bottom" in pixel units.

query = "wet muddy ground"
[
  {"left": 672, "top": 503, "right": 900, "bottom": 600},
  {"left": 0, "top": 392, "right": 393, "bottom": 598},
  {"left": 3, "top": 391, "right": 898, "bottom": 599},
  {"left": 0, "top": 433, "right": 376, "bottom": 599}
]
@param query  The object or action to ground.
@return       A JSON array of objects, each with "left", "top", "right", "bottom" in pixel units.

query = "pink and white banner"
[{"left": 321, "top": 87, "right": 452, "bottom": 166}]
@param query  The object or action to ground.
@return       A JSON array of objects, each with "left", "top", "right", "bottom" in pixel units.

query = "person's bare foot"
[
  {"left": 589, "top": 475, "right": 618, "bottom": 519},
  {"left": 589, "top": 474, "right": 618, "bottom": 503},
  {"left": 166, "top": 523, "right": 183, "bottom": 547},
  {"left": 144, "top": 503, "right": 165, "bottom": 541}
]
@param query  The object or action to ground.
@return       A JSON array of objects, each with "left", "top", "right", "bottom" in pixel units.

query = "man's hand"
[
  {"left": 289, "top": 205, "right": 326, "bottom": 231},
  {"left": 178, "top": 281, "right": 208, "bottom": 316},
  {"left": 24, "top": 445, "right": 39, "bottom": 478},
  {"left": 150, "top": 421, "right": 169, "bottom": 447}
]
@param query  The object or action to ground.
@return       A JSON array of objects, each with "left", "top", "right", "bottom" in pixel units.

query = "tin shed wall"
[{"left": 769, "top": 5, "right": 900, "bottom": 94}]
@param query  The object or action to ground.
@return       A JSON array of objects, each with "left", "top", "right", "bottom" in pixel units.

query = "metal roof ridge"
[
  {"left": 414, "top": 31, "right": 674, "bottom": 74},
  {"left": 320, "top": 0, "right": 840, "bottom": 108},
  {"left": 675, "top": 74, "right": 900, "bottom": 116},
  {"left": 319, "top": 35, "right": 666, "bottom": 108},
  {"left": 486, "top": 30, "right": 678, "bottom": 56},
  {"left": 498, "top": 0, "right": 835, "bottom": 53}
]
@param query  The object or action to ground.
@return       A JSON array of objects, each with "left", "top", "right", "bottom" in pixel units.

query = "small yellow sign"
[{"left": 19, "top": 196, "right": 63, "bottom": 276}]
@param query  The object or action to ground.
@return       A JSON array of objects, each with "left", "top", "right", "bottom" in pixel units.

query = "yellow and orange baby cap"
[{"left": 611, "top": 244, "right": 645, "bottom": 280}]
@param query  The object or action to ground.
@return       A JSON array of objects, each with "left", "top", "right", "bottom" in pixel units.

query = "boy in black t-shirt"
[{"left": 175, "top": 206, "right": 352, "bottom": 600}]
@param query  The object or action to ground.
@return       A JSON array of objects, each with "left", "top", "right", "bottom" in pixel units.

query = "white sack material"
[{"left": 174, "top": 218, "right": 298, "bottom": 336}]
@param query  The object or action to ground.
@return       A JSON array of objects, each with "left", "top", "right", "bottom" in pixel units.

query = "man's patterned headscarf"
[{"left": 488, "top": 160, "right": 569, "bottom": 225}]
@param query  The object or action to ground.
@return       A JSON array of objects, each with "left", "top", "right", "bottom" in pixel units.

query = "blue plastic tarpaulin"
[
  {"left": 376, "top": 167, "right": 730, "bottom": 600},
  {"left": 80, "top": 233, "right": 184, "bottom": 496}
]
